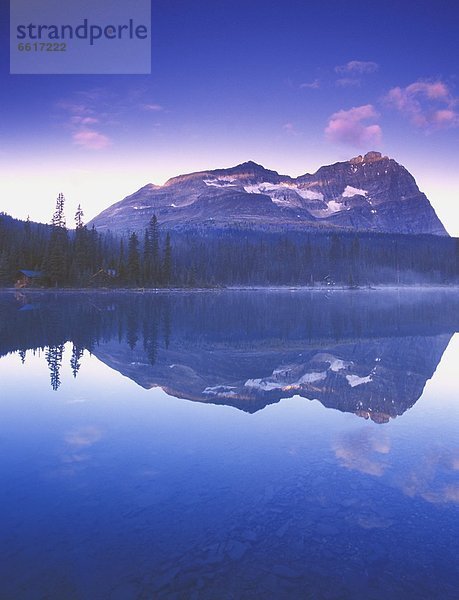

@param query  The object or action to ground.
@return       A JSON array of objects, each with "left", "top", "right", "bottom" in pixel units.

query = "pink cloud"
[
  {"left": 406, "top": 81, "right": 450, "bottom": 100},
  {"left": 58, "top": 94, "right": 112, "bottom": 150},
  {"left": 433, "top": 109, "right": 457, "bottom": 126},
  {"left": 385, "top": 80, "right": 458, "bottom": 130},
  {"left": 73, "top": 129, "right": 111, "bottom": 150},
  {"left": 325, "top": 104, "right": 382, "bottom": 147},
  {"left": 335, "top": 60, "right": 379, "bottom": 75}
]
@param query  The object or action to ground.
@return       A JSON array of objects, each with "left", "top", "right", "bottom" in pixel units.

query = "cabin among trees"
[
  {"left": 89, "top": 268, "right": 118, "bottom": 287},
  {"left": 0, "top": 199, "right": 174, "bottom": 288},
  {"left": 15, "top": 270, "right": 45, "bottom": 288}
]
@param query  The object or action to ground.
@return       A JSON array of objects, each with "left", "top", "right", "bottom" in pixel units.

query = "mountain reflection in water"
[
  {"left": 1, "top": 289, "right": 457, "bottom": 422},
  {"left": 1, "top": 289, "right": 459, "bottom": 600}
]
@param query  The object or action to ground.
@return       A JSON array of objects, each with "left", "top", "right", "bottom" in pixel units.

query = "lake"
[{"left": 0, "top": 289, "right": 458, "bottom": 599}]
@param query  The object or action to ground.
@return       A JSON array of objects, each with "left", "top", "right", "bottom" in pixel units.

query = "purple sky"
[{"left": 1, "top": 0, "right": 458, "bottom": 233}]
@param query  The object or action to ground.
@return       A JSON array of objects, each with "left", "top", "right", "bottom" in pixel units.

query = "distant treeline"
[
  {"left": 169, "top": 227, "right": 459, "bottom": 286},
  {"left": 1, "top": 198, "right": 459, "bottom": 287}
]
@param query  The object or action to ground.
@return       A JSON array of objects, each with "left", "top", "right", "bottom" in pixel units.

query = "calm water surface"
[{"left": 0, "top": 289, "right": 458, "bottom": 599}]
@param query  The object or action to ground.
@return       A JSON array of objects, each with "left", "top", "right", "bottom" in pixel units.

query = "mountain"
[
  {"left": 92, "top": 334, "right": 451, "bottom": 422},
  {"left": 89, "top": 152, "right": 448, "bottom": 236}
]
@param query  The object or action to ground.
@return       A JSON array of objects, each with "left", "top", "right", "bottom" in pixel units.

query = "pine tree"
[
  {"left": 126, "top": 307, "right": 138, "bottom": 349},
  {"left": 143, "top": 228, "right": 151, "bottom": 284},
  {"left": 162, "top": 232, "right": 172, "bottom": 285},
  {"left": 46, "top": 344, "right": 64, "bottom": 391},
  {"left": 149, "top": 215, "right": 160, "bottom": 285},
  {"left": 73, "top": 205, "right": 91, "bottom": 285},
  {"left": 52, "top": 193, "right": 66, "bottom": 228},
  {"left": 142, "top": 215, "right": 160, "bottom": 286},
  {"left": 46, "top": 193, "right": 69, "bottom": 286},
  {"left": 75, "top": 204, "right": 84, "bottom": 229},
  {"left": 127, "top": 232, "right": 141, "bottom": 285},
  {"left": 118, "top": 238, "right": 126, "bottom": 283},
  {"left": 87, "top": 226, "right": 99, "bottom": 273},
  {"left": 70, "top": 344, "right": 84, "bottom": 377}
]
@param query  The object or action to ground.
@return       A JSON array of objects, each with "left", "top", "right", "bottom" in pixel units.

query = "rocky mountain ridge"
[
  {"left": 92, "top": 333, "right": 451, "bottom": 422},
  {"left": 90, "top": 151, "right": 448, "bottom": 235}
]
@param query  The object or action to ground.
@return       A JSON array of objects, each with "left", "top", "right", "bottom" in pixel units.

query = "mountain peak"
[
  {"left": 224, "top": 160, "right": 279, "bottom": 175},
  {"left": 234, "top": 160, "right": 266, "bottom": 170},
  {"left": 350, "top": 151, "right": 388, "bottom": 164},
  {"left": 89, "top": 153, "right": 448, "bottom": 237}
]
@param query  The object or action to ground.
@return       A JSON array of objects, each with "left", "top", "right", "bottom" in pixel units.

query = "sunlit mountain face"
[
  {"left": 2, "top": 289, "right": 457, "bottom": 421},
  {"left": 89, "top": 153, "right": 448, "bottom": 236}
]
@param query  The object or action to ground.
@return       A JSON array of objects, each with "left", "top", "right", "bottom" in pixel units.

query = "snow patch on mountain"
[
  {"left": 244, "top": 378, "right": 285, "bottom": 391},
  {"left": 326, "top": 200, "right": 343, "bottom": 213},
  {"left": 203, "top": 385, "right": 238, "bottom": 397},
  {"left": 243, "top": 182, "right": 324, "bottom": 203},
  {"left": 346, "top": 374, "right": 373, "bottom": 387},
  {"left": 343, "top": 186, "right": 368, "bottom": 198},
  {"left": 314, "top": 354, "right": 352, "bottom": 371},
  {"left": 204, "top": 178, "right": 238, "bottom": 188},
  {"left": 296, "top": 188, "right": 324, "bottom": 201},
  {"left": 244, "top": 182, "right": 287, "bottom": 195},
  {"left": 243, "top": 354, "right": 359, "bottom": 393},
  {"left": 299, "top": 371, "right": 327, "bottom": 384},
  {"left": 329, "top": 357, "right": 350, "bottom": 371},
  {"left": 244, "top": 369, "right": 327, "bottom": 392}
]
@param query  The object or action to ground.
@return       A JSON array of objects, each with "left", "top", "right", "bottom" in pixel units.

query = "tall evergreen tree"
[
  {"left": 142, "top": 215, "right": 160, "bottom": 286},
  {"left": 118, "top": 238, "right": 126, "bottom": 282},
  {"left": 143, "top": 228, "right": 151, "bottom": 284},
  {"left": 162, "top": 232, "right": 172, "bottom": 285},
  {"left": 127, "top": 232, "right": 141, "bottom": 285},
  {"left": 75, "top": 204, "right": 84, "bottom": 229},
  {"left": 85, "top": 225, "right": 100, "bottom": 275},
  {"left": 46, "top": 344, "right": 64, "bottom": 391},
  {"left": 73, "top": 205, "right": 88, "bottom": 284},
  {"left": 70, "top": 344, "right": 84, "bottom": 378},
  {"left": 149, "top": 215, "right": 160, "bottom": 285},
  {"left": 46, "top": 193, "right": 69, "bottom": 286},
  {"left": 52, "top": 193, "right": 66, "bottom": 228}
]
